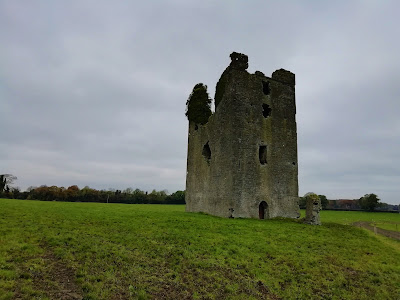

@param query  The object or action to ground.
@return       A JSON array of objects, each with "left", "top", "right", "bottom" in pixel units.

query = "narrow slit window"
[
  {"left": 259, "top": 145, "right": 267, "bottom": 165},
  {"left": 202, "top": 142, "right": 211, "bottom": 164},
  {"left": 262, "top": 81, "right": 270, "bottom": 95}
]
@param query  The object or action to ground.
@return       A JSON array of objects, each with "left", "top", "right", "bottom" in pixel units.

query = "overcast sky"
[{"left": 1, "top": 1, "right": 399, "bottom": 204}]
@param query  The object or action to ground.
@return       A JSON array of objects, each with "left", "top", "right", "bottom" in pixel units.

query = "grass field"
[
  {"left": 318, "top": 210, "right": 400, "bottom": 225},
  {"left": 373, "top": 222, "right": 400, "bottom": 232},
  {"left": 1, "top": 199, "right": 399, "bottom": 300}
]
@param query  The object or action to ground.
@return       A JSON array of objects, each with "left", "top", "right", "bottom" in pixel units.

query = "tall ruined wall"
[{"left": 185, "top": 53, "right": 299, "bottom": 219}]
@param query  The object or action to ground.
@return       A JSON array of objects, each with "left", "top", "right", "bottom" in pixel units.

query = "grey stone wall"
[{"left": 185, "top": 53, "right": 300, "bottom": 219}]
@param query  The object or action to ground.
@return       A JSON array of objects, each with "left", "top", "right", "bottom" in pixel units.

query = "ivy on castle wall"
[{"left": 185, "top": 83, "right": 212, "bottom": 125}]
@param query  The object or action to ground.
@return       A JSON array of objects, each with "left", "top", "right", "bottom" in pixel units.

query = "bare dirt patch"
[{"left": 31, "top": 250, "right": 83, "bottom": 300}]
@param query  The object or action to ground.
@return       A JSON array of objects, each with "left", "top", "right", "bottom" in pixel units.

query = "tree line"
[
  {"left": 1, "top": 183, "right": 185, "bottom": 205},
  {"left": 1, "top": 174, "right": 397, "bottom": 211},
  {"left": 299, "top": 193, "right": 398, "bottom": 212}
]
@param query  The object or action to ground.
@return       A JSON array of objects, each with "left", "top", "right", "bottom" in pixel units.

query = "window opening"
[
  {"left": 259, "top": 145, "right": 267, "bottom": 165},
  {"left": 202, "top": 142, "right": 211, "bottom": 164},
  {"left": 262, "top": 104, "right": 271, "bottom": 118},
  {"left": 262, "top": 81, "right": 270, "bottom": 95}
]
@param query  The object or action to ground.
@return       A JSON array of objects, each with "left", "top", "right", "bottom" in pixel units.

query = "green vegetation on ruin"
[
  {"left": 185, "top": 83, "right": 212, "bottom": 125},
  {"left": 1, "top": 199, "right": 399, "bottom": 299}
]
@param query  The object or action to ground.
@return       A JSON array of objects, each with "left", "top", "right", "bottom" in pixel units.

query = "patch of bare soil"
[
  {"left": 31, "top": 250, "right": 83, "bottom": 300},
  {"left": 353, "top": 221, "right": 400, "bottom": 240}
]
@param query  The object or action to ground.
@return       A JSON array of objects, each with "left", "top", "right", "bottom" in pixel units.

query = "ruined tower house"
[{"left": 185, "top": 52, "right": 300, "bottom": 219}]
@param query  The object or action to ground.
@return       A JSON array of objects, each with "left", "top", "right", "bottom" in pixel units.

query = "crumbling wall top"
[
  {"left": 272, "top": 69, "right": 295, "bottom": 86},
  {"left": 229, "top": 52, "right": 248, "bottom": 71}
]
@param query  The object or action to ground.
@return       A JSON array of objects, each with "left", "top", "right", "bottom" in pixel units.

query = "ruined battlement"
[
  {"left": 271, "top": 69, "right": 295, "bottom": 86},
  {"left": 185, "top": 52, "right": 300, "bottom": 219},
  {"left": 229, "top": 52, "right": 249, "bottom": 71}
]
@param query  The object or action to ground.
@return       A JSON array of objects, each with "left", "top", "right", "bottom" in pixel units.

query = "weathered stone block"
[
  {"left": 271, "top": 69, "right": 295, "bottom": 86},
  {"left": 304, "top": 193, "right": 322, "bottom": 225}
]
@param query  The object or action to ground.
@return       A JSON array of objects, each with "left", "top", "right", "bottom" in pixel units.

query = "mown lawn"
[{"left": 0, "top": 199, "right": 399, "bottom": 300}]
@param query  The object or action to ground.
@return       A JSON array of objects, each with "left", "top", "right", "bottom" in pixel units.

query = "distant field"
[
  {"left": 1, "top": 199, "right": 399, "bottom": 300},
  {"left": 318, "top": 210, "right": 400, "bottom": 225},
  {"left": 375, "top": 222, "right": 400, "bottom": 232}
]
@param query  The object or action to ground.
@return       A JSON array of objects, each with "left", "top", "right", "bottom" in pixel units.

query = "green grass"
[
  {"left": 0, "top": 199, "right": 399, "bottom": 299},
  {"left": 374, "top": 222, "right": 400, "bottom": 232},
  {"left": 317, "top": 210, "right": 400, "bottom": 234},
  {"left": 318, "top": 210, "right": 400, "bottom": 225}
]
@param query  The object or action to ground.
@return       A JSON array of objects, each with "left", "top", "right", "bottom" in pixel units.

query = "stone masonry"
[
  {"left": 185, "top": 52, "right": 300, "bottom": 219},
  {"left": 304, "top": 193, "right": 322, "bottom": 225}
]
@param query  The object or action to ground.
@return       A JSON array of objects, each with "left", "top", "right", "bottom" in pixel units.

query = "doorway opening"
[{"left": 259, "top": 201, "right": 269, "bottom": 219}]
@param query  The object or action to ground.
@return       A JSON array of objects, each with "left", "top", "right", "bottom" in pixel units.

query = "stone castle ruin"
[{"left": 185, "top": 52, "right": 300, "bottom": 219}]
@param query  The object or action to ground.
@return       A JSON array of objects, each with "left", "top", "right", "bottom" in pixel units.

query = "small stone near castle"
[{"left": 304, "top": 193, "right": 322, "bottom": 225}]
